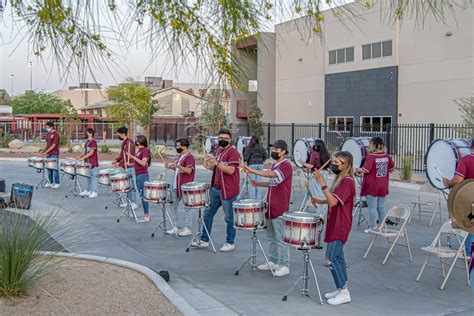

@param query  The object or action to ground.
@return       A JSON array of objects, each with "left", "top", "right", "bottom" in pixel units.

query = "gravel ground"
[{"left": 0, "top": 258, "right": 182, "bottom": 316}]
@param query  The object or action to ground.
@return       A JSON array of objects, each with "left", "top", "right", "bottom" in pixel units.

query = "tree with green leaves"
[
  {"left": 59, "top": 100, "right": 80, "bottom": 147},
  {"left": 107, "top": 79, "right": 159, "bottom": 138},
  {"left": 7, "top": 91, "right": 65, "bottom": 114},
  {"left": 198, "top": 101, "right": 228, "bottom": 137},
  {"left": 247, "top": 104, "right": 264, "bottom": 140}
]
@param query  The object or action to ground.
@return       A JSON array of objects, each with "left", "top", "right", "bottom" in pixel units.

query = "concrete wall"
[
  {"left": 257, "top": 33, "right": 276, "bottom": 123},
  {"left": 154, "top": 89, "right": 205, "bottom": 117},
  {"left": 51, "top": 89, "right": 107, "bottom": 111}
]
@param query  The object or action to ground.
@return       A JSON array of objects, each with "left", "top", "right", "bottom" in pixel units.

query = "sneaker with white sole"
[
  {"left": 80, "top": 190, "right": 91, "bottom": 196},
  {"left": 191, "top": 241, "right": 209, "bottom": 248},
  {"left": 219, "top": 243, "right": 235, "bottom": 252},
  {"left": 52, "top": 184, "right": 60, "bottom": 189},
  {"left": 274, "top": 265, "right": 290, "bottom": 277},
  {"left": 137, "top": 216, "right": 150, "bottom": 223},
  {"left": 324, "top": 289, "right": 340, "bottom": 299},
  {"left": 88, "top": 192, "right": 98, "bottom": 198},
  {"left": 166, "top": 228, "right": 179, "bottom": 235},
  {"left": 327, "top": 288, "right": 351, "bottom": 305},
  {"left": 131, "top": 202, "right": 139, "bottom": 210},
  {"left": 44, "top": 183, "right": 52, "bottom": 188},
  {"left": 178, "top": 227, "right": 192, "bottom": 237},
  {"left": 257, "top": 261, "right": 279, "bottom": 271}
]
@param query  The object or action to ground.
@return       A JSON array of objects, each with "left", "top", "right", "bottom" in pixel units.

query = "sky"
[{"left": 0, "top": 1, "right": 343, "bottom": 96}]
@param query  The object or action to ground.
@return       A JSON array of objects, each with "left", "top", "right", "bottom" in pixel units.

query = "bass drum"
[
  {"left": 236, "top": 136, "right": 252, "bottom": 156},
  {"left": 292, "top": 138, "right": 320, "bottom": 168},
  {"left": 203, "top": 136, "right": 219, "bottom": 154},
  {"left": 340, "top": 137, "right": 372, "bottom": 168},
  {"left": 425, "top": 139, "right": 471, "bottom": 190}
]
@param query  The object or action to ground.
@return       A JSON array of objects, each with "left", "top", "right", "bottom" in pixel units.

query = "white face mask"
[{"left": 46, "top": 127, "right": 51, "bottom": 133}]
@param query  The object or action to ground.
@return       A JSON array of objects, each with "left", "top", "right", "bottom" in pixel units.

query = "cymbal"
[{"left": 448, "top": 179, "right": 474, "bottom": 233}]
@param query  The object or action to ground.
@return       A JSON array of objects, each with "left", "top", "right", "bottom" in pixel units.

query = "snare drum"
[
  {"left": 76, "top": 161, "right": 91, "bottom": 177},
  {"left": 282, "top": 212, "right": 322, "bottom": 249},
  {"left": 292, "top": 138, "right": 322, "bottom": 168},
  {"left": 340, "top": 137, "right": 372, "bottom": 168},
  {"left": 44, "top": 157, "right": 59, "bottom": 170},
  {"left": 61, "top": 160, "right": 77, "bottom": 175},
  {"left": 233, "top": 199, "right": 265, "bottom": 230},
  {"left": 203, "top": 136, "right": 219, "bottom": 154},
  {"left": 98, "top": 168, "right": 117, "bottom": 186},
  {"left": 144, "top": 181, "right": 170, "bottom": 203},
  {"left": 181, "top": 182, "right": 209, "bottom": 209},
  {"left": 109, "top": 172, "right": 131, "bottom": 193},
  {"left": 236, "top": 136, "right": 252, "bottom": 156},
  {"left": 28, "top": 156, "right": 44, "bottom": 170}
]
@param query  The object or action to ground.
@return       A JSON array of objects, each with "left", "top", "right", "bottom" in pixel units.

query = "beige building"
[
  {"left": 51, "top": 83, "right": 107, "bottom": 111},
  {"left": 232, "top": 1, "right": 473, "bottom": 125}
]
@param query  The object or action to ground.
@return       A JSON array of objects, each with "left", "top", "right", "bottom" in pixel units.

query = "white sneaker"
[
  {"left": 219, "top": 243, "right": 235, "bottom": 252},
  {"left": 327, "top": 288, "right": 351, "bottom": 305},
  {"left": 119, "top": 202, "right": 127, "bottom": 208},
  {"left": 257, "top": 261, "right": 279, "bottom": 271},
  {"left": 88, "top": 192, "right": 98, "bottom": 198},
  {"left": 52, "top": 184, "right": 60, "bottom": 189},
  {"left": 178, "top": 227, "right": 192, "bottom": 237},
  {"left": 131, "top": 202, "right": 139, "bottom": 210},
  {"left": 274, "top": 265, "right": 290, "bottom": 277},
  {"left": 79, "top": 191, "right": 91, "bottom": 196},
  {"left": 44, "top": 183, "right": 52, "bottom": 188},
  {"left": 324, "top": 289, "right": 340, "bottom": 299},
  {"left": 166, "top": 227, "right": 179, "bottom": 235},
  {"left": 191, "top": 241, "right": 209, "bottom": 248}
]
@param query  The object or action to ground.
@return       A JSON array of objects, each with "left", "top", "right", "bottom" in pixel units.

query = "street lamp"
[
  {"left": 10, "top": 74, "right": 13, "bottom": 96},
  {"left": 28, "top": 61, "right": 33, "bottom": 91}
]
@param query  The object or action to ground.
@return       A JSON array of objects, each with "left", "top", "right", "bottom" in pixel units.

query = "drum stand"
[
  {"left": 352, "top": 175, "right": 368, "bottom": 227},
  {"left": 282, "top": 245, "right": 323, "bottom": 305},
  {"left": 150, "top": 202, "right": 179, "bottom": 238},
  {"left": 104, "top": 188, "right": 124, "bottom": 210},
  {"left": 35, "top": 167, "right": 52, "bottom": 190},
  {"left": 65, "top": 173, "right": 83, "bottom": 198},
  {"left": 238, "top": 172, "right": 250, "bottom": 199},
  {"left": 186, "top": 206, "right": 217, "bottom": 253},
  {"left": 234, "top": 226, "right": 275, "bottom": 277},
  {"left": 116, "top": 190, "right": 139, "bottom": 223}
]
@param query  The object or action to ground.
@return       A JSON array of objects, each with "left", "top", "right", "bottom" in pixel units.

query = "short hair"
[
  {"left": 85, "top": 127, "right": 95, "bottom": 137},
  {"left": 471, "top": 139, "right": 474, "bottom": 148},
  {"left": 117, "top": 126, "right": 128, "bottom": 135},
  {"left": 136, "top": 135, "right": 148, "bottom": 147},
  {"left": 176, "top": 138, "right": 190, "bottom": 148},
  {"left": 218, "top": 128, "right": 231, "bottom": 138},
  {"left": 46, "top": 121, "right": 54, "bottom": 128}
]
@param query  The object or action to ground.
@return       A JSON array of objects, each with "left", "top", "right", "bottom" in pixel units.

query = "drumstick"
[
  {"left": 303, "top": 159, "right": 332, "bottom": 187},
  {"left": 433, "top": 166, "right": 445, "bottom": 179}
]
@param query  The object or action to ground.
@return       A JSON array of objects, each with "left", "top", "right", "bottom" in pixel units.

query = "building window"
[
  {"left": 329, "top": 47, "right": 354, "bottom": 65},
  {"left": 361, "top": 116, "right": 392, "bottom": 132},
  {"left": 327, "top": 116, "right": 354, "bottom": 132},
  {"left": 362, "top": 40, "right": 392, "bottom": 60}
]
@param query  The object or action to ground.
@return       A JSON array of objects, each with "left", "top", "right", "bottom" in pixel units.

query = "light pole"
[
  {"left": 10, "top": 74, "right": 13, "bottom": 96},
  {"left": 28, "top": 61, "right": 33, "bottom": 91}
]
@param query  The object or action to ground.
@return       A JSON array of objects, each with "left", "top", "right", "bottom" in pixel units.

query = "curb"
[
  {"left": 389, "top": 180, "right": 422, "bottom": 191},
  {"left": 41, "top": 251, "right": 200, "bottom": 316}
]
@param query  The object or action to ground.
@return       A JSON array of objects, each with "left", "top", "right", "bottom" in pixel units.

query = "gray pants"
[{"left": 170, "top": 189, "right": 193, "bottom": 229}]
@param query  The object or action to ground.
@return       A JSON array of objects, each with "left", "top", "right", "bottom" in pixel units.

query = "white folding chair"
[
  {"left": 363, "top": 205, "right": 413, "bottom": 265},
  {"left": 416, "top": 220, "right": 470, "bottom": 290},
  {"left": 409, "top": 182, "right": 443, "bottom": 226}
]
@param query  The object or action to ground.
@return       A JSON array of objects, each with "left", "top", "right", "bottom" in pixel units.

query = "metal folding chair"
[{"left": 409, "top": 182, "right": 443, "bottom": 226}]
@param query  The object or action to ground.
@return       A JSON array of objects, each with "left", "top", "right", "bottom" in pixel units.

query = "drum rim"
[
  {"left": 144, "top": 181, "right": 170, "bottom": 186},
  {"left": 181, "top": 182, "right": 208, "bottom": 190},
  {"left": 282, "top": 211, "right": 320, "bottom": 223},
  {"left": 292, "top": 138, "right": 320, "bottom": 168},
  {"left": 233, "top": 199, "right": 265, "bottom": 208}
]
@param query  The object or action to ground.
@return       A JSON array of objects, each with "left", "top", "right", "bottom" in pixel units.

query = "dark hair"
[
  {"left": 85, "top": 127, "right": 95, "bottom": 137},
  {"left": 46, "top": 121, "right": 54, "bottom": 128},
  {"left": 176, "top": 138, "right": 190, "bottom": 148},
  {"left": 314, "top": 139, "right": 330, "bottom": 169},
  {"left": 218, "top": 128, "right": 231, "bottom": 138},
  {"left": 370, "top": 136, "right": 385, "bottom": 152},
  {"left": 471, "top": 139, "right": 474, "bottom": 149},
  {"left": 248, "top": 136, "right": 259, "bottom": 148},
  {"left": 136, "top": 135, "right": 148, "bottom": 147},
  {"left": 117, "top": 126, "right": 128, "bottom": 135}
]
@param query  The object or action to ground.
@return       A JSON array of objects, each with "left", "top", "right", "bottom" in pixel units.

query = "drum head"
[
  {"left": 236, "top": 136, "right": 252, "bottom": 155},
  {"left": 293, "top": 138, "right": 318, "bottom": 168},
  {"left": 203, "top": 136, "right": 217, "bottom": 153},
  {"left": 341, "top": 138, "right": 370, "bottom": 168},
  {"left": 448, "top": 180, "right": 474, "bottom": 233}
]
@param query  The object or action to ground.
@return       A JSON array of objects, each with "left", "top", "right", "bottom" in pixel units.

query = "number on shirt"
[{"left": 376, "top": 162, "right": 388, "bottom": 177}]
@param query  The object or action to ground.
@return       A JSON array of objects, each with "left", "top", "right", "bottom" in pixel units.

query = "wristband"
[{"left": 321, "top": 185, "right": 328, "bottom": 191}]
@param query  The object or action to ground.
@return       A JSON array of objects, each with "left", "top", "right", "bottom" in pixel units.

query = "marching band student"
[
  {"left": 76, "top": 128, "right": 99, "bottom": 198},
  {"left": 355, "top": 137, "right": 395, "bottom": 233},
  {"left": 194, "top": 128, "right": 240, "bottom": 252},
  {"left": 303, "top": 139, "right": 331, "bottom": 211},
  {"left": 243, "top": 140, "right": 293, "bottom": 277},
  {"left": 40, "top": 121, "right": 60, "bottom": 189},
  {"left": 443, "top": 138, "right": 474, "bottom": 257},
  {"left": 166, "top": 138, "right": 196, "bottom": 236},
  {"left": 243, "top": 136, "right": 267, "bottom": 200},
  {"left": 112, "top": 126, "right": 138, "bottom": 210},
  {"left": 127, "top": 135, "right": 151, "bottom": 222},
  {"left": 312, "top": 151, "right": 355, "bottom": 305}
]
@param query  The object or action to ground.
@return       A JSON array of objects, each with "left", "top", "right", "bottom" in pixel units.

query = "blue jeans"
[
  {"left": 267, "top": 216, "right": 290, "bottom": 266},
  {"left": 201, "top": 188, "right": 237, "bottom": 244},
  {"left": 465, "top": 234, "right": 473, "bottom": 257},
  {"left": 47, "top": 156, "right": 60, "bottom": 184},
  {"left": 127, "top": 167, "right": 137, "bottom": 203},
  {"left": 171, "top": 189, "right": 192, "bottom": 229},
  {"left": 366, "top": 195, "right": 387, "bottom": 228},
  {"left": 87, "top": 167, "right": 98, "bottom": 193},
  {"left": 136, "top": 173, "right": 150, "bottom": 215},
  {"left": 326, "top": 240, "right": 348, "bottom": 289},
  {"left": 248, "top": 164, "right": 263, "bottom": 200}
]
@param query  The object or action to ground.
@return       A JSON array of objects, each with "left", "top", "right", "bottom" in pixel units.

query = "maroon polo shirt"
[
  {"left": 210, "top": 146, "right": 240, "bottom": 200},
  {"left": 267, "top": 159, "right": 293, "bottom": 219},
  {"left": 134, "top": 147, "right": 151, "bottom": 175},
  {"left": 325, "top": 175, "right": 355, "bottom": 244},
  {"left": 85, "top": 139, "right": 99, "bottom": 168},
  {"left": 360, "top": 152, "right": 395, "bottom": 197},
  {"left": 176, "top": 152, "right": 196, "bottom": 197},
  {"left": 46, "top": 131, "right": 60, "bottom": 157},
  {"left": 116, "top": 138, "right": 136, "bottom": 169},
  {"left": 455, "top": 153, "right": 474, "bottom": 180}
]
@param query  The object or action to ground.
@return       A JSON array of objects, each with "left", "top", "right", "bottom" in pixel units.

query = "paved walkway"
[{"left": 1, "top": 161, "right": 472, "bottom": 315}]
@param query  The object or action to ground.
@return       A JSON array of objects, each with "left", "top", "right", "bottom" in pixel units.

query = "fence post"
[
  {"left": 318, "top": 123, "right": 322, "bottom": 138},
  {"left": 175, "top": 123, "right": 178, "bottom": 141},
  {"left": 349, "top": 124, "right": 354, "bottom": 138},
  {"left": 291, "top": 123, "right": 295, "bottom": 146},
  {"left": 153, "top": 124, "right": 157, "bottom": 143},
  {"left": 186, "top": 123, "right": 190, "bottom": 140},
  {"left": 386, "top": 124, "right": 391, "bottom": 153},
  {"left": 267, "top": 123, "right": 271, "bottom": 156},
  {"left": 429, "top": 123, "right": 435, "bottom": 144},
  {"left": 247, "top": 123, "right": 250, "bottom": 136}
]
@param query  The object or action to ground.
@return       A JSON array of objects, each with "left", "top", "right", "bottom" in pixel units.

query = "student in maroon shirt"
[
  {"left": 243, "top": 140, "right": 293, "bottom": 277},
  {"left": 355, "top": 137, "right": 395, "bottom": 232},
  {"left": 193, "top": 129, "right": 240, "bottom": 252},
  {"left": 443, "top": 139, "right": 474, "bottom": 258},
  {"left": 40, "top": 121, "right": 60, "bottom": 188},
  {"left": 76, "top": 128, "right": 99, "bottom": 198},
  {"left": 127, "top": 135, "right": 151, "bottom": 222},
  {"left": 312, "top": 151, "right": 355, "bottom": 306}
]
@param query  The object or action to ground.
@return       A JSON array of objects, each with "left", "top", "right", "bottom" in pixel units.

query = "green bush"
[
  {"left": 100, "top": 144, "right": 111, "bottom": 154},
  {"left": 400, "top": 155, "right": 413, "bottom": 181},
  {"left": 0, "top": 134, "right": 12, "bottom": 148}
]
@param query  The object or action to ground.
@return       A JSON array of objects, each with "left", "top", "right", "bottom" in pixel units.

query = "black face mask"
[
  {"left": 271, "top": 152, "right": 281, "bottom": 160},
  {"left": 218, "top": 140, "right": 229, "bottom": 147},
  {"left": 118, "top": 136, "right": 124, "bottom": 141},
  {"left": 176, "top": 148, "right": 183, "bottom": 154},
  {"left": 331, "top": 164, "right": 341, "bottom": 175}
]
